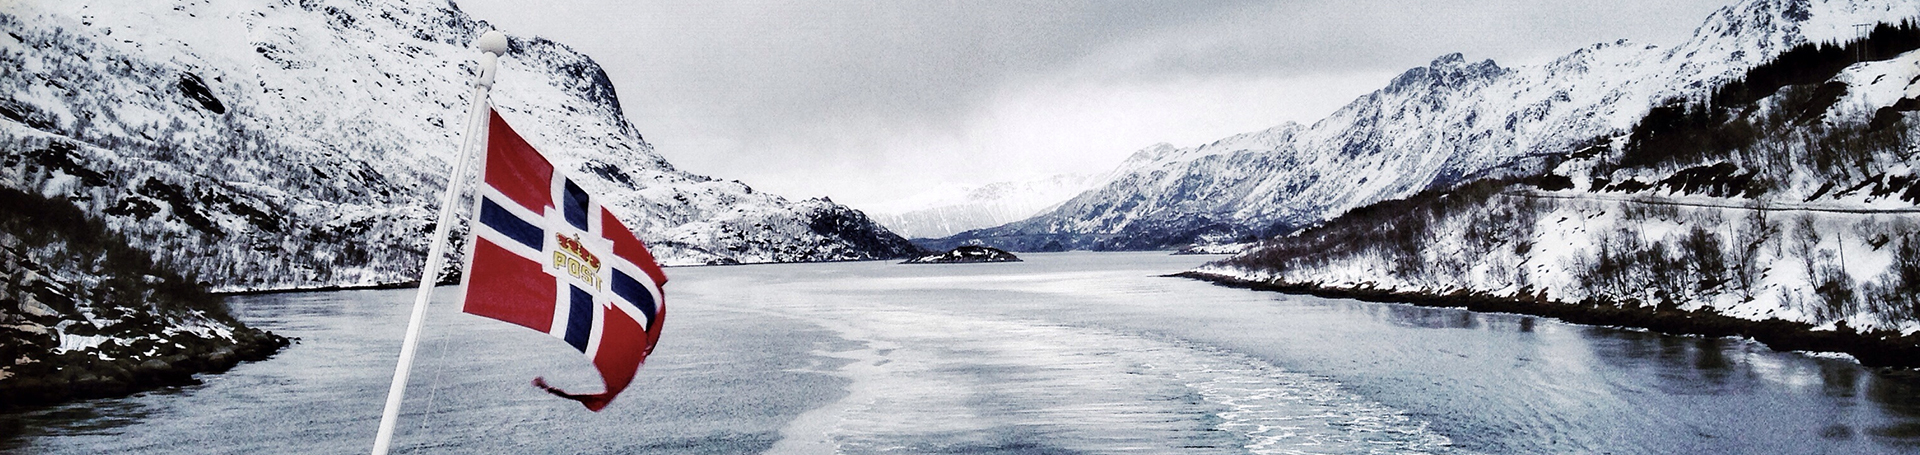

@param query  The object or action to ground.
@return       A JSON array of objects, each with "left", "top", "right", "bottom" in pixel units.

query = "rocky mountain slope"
[
  {"left": 947, "top": 0, "right": 1912, "bottom": 252},
  {"left": 1193, "top": 18, "right": 1920, "bottom": 364},
  {"left": 0, "top": 0, "right": 917, "bottom": 293}
]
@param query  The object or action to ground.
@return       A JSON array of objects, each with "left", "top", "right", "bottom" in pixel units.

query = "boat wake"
[{"left": 756, "top": 300, "right": 1459, "bottom": 454}]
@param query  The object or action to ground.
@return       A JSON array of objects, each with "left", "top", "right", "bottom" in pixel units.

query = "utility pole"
[
  {"left": 1836, "top": 229, "right": 1847, "bottom": 284},
  {"left": 1855, "top": 23, "right": 1873, "bottom": 62}
]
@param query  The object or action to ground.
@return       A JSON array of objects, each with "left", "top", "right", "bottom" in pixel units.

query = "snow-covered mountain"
[
  {"left": 0, "top": 0, "right": 918, "bottom": 291},
  {"left": 947, "top": 0, "right": 1916, "bottom": 252},
  {"left": 869, "top": 173, "right": 1097, "bottom": 240},
  {"left": 1194, "top": 17, "right": 1920, "bottom": 357}
]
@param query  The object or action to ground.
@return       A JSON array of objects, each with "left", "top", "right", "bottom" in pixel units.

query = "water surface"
[{"left": 5, "top": 252, "right": 1917, "bottom": 453}]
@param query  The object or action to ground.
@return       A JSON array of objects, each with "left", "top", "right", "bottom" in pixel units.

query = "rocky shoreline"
[
  {"left": 0, "top": 186, "right": 290, "bottom": 410},
  {"left": 902, "top": 245, "right": 1022, "bottom": 264},
  {"left": 1175, "top": 271, "right": 1920, "bottom": 369},
  {"left": 0, "top": 328, "right": 287, "bottom": 409}
]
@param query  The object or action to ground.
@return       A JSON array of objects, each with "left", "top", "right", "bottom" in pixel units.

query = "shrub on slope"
[{"left": 0, "top": 187, "right": 286, "bottom": 408}]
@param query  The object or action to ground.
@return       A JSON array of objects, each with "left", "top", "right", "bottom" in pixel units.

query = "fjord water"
[{"left": 5, "top": 252, "right": 1918, "bottom": 454}]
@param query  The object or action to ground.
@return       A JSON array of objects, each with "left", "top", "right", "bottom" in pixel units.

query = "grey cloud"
[{"left": 457, "top": 0, "right": 1735, "bottom": 205}]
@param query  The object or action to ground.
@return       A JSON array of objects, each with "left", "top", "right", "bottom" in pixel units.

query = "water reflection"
[
  {"left": 1867, "top": 372, "right": 1920, "bottom": 447},
  {"left": 1823, "top": 423, "right": 1857, "bottom": 441},
  {"left": 1276, "top": 291, "right": 1920, "bottom": 453},
  {"left": 1298, "top": 297, "right": 1544, "bottom": 333},
  {"left": 1867, "top": 372, "right": 1920, "bottom": 417},
  {"left": 1580, "top": 328, "right": 1762, "bottom": 395},
  {"left": 1824, "top": 362, "right": 1862, "bottom": 398},
  {"left": 1575, "top": 325, "right": 1920, "bottom": 449},
  {"left": 1, "top": 395, "right": 157, "bottom": 446}
]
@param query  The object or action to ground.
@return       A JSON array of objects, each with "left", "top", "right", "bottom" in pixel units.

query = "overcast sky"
[{"left": 452, "top": 0, "right": 1735, "bottom": 212}]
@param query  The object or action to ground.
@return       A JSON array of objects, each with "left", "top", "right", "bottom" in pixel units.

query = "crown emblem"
[
  {"left": 555, "top": 233, "right": 602, "bottom": 269},
  {"left": 553, "top": 233, "right": 604, "bottom": 290}
]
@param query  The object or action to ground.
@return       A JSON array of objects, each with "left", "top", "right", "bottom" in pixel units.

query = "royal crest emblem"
[{"left": 553, "top": 233, "right": 604, "bottom": 289}]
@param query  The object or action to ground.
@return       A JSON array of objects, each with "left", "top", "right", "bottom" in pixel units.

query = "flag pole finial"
[
  {"left": 370, "top": 28, "right": 506, "bottom": 455},
  {"left": 475, "top": 30, "right": 507, "bottom": 89},
  {"left": 477, "top": 30, "right": 509, "bottom": 56}
]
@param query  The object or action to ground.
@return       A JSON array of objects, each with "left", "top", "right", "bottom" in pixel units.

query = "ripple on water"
[{"left": 773, "top": 303, "right": 1460, "bottom": 455}]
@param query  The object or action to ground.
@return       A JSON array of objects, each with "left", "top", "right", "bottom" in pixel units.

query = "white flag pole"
[{"left": 370, "top": 30, "right": 510, "bottom": 455}]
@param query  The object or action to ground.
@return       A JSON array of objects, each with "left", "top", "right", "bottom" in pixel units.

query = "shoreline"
[
  {"left": 0, "top": 330, "right": 289, "bottom": 410},
  {"left": 212, "top": 280, "right": 422, "bottom": 296},
  {"left": 1173, "top": 271, "right": 1920, "bottom": 369},
  {"left": 208, "top": 256, "right": 926, "bottom": 296}
]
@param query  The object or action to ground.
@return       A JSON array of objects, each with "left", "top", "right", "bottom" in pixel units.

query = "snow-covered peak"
[
  {"left": 1122, "top": 142, "right": 1182, "bottom": 166},
  {"left": 1116, "top": 123, "right": 1306, "bottom": 172},
  {"left": 1, "top": 0, "right": 917, "bottom": 291},
  {"left": 870, "top": 173, "right": 1100, "bottom": 240},
  {"left": 1383, "top": 53, "right": 1508, "bottom": 94}
]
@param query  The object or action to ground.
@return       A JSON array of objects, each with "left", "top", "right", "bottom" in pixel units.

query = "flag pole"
[{"left": 370, "top": 30, "right": 509, "bottom": 455}]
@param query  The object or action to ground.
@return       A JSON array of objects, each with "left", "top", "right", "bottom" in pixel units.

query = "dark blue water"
[{"left": 5, "top": 252, "right": 1917, "bottom": 454}]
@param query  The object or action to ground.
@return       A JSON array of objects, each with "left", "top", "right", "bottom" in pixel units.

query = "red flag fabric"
[{"left": 459, "top": 109, "right": 667, "bottom": 411}]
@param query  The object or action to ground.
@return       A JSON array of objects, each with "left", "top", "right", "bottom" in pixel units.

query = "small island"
[{"left": 902, "top": 245, "right": 1022, "bottom": 264}]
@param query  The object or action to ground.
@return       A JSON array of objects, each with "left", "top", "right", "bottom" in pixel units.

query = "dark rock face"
[
  {"left": 902, "top": 245, "right": 1022, "bottom": 264},
  {"left": 807, "top": 203, "right": 927, "bottom": 260},
  {"left": 176, "top": 72, "right": 225, "bottom": 114}
]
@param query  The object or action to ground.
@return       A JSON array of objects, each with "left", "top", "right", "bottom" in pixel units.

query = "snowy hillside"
[
  {"left": 1195, "top": 20, "right": 1920, "bottom": 363},
  {"left": 951, "top": 0, "right": 1919, "bottom": 252},
  {"left": 0, "top": 0, "right": 917, "bottom": 292},
  {"left": 0, "top": 187, "right": 284, "bottom": 405},
  {"left": 869, "top": 173, "right": 1097, "bottom": 240}
]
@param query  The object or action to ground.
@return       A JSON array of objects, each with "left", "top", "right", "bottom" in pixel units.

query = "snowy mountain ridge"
[
  {"left": 1197, "top": 17, "right": 1920, "bottom": 347},
  {"left": 0, "top": 0, "right": 918, "bottom": 292},
  {"left": 944, "top": 0, "right": 1920, "bottom": 252},
  {"left": 869, "top": 173, "right": 1098, "bottom": 240}
]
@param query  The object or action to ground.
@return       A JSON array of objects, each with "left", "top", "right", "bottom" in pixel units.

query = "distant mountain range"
[
  {"left": 868, "top": 173, "right": 1097, "bottom": 240},
  {"left": 1, "top": 0, "right": 919, "bottom": 292},
  {"left": 936, "top": 0, "right": 1908, "bottom": 253}
]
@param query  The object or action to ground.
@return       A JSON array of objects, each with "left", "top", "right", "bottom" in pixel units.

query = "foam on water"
[{"left": 754, "top": 299, "right": 1459, "bottom": 454}]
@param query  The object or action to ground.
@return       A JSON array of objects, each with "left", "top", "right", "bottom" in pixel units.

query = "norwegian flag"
[{"left": 458, "top": 110, "right": 667, "bottom": 412}]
